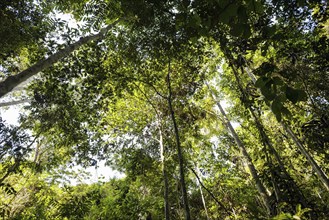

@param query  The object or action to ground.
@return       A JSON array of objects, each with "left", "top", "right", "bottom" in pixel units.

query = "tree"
[
  {"left": 1, "top": 0, "right": 328, "bottom": 219},
  {"left": 0, "top": 19, "right": 122, "bottom": 98}
]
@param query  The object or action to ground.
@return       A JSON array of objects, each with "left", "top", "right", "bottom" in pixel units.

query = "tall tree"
[
  {"left": 207, "top": 84, "right": 274, "bottom": 216},
  {"left": 0, "top": 19, "right": 122, "bottom": 98}
]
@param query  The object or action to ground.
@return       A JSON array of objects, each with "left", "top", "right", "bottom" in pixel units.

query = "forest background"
[{"left": 0, "top": 0, "right": 328, "bottom": 219}]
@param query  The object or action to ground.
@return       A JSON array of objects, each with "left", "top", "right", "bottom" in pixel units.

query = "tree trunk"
[
  {"left": 250, "top": 109, "right": 309, "bottom": 205},
  {"left": 230, "top": 64, "right": 308, "bottom": 208},
  {"left": 0, "top": 99, "right": 31, "bottom": 107},
  {"left": 0, "top": 19, "right": 122, "bottom": 98},
  {"left": 196, "top": 173, "right": 210, "bottom": 220},
  {"left": 190, "top": 167, "right": 229, "bottom": 214},
  {"left": 282, "top": 123, "right": 329, "bottom": 191},
  {"left": 167, "top": 68, "right": 191, "bottom": 220},
  {"left": 207, "top": 83, "right": 273, "bottom": 216},
  {"left": 159, "top": 126, "right": 170, "bottom": 220},
  {"left": 244, "top": 66, "right": 329, "bottom": 191}
]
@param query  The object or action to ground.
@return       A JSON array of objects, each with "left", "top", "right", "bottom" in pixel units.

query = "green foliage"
[
  {"left": 1, "top": 0, "right": 329, "bottom": 219},
  {"left": 271, "top": 204, "right": 311, "bottom": 220},
  {"left": 253, "top": 63, "right": 308, "bottom": 121},
  {"left": 0, "top": 0, "right": 51, "bottom": 62}
]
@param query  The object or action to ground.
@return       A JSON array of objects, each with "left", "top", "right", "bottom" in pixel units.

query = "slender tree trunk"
[
  {"left": 167, "top": 66, "right": 191, "bottom": 220},
  {"left": 250, "top": 109, "right": 309, "bottom": 203},
  {"left": 0, "top": 99, "right": 31, "bottom": 107},
  {"left": 207, "top": 83, "right": 273, "bottom": 216},
  {"left": 231, "top": 64, "right": 308, "bottom": 208},
  {"left": 135, "top": 81, "right": 171, "bottom": 219},
  {"left": 0, "top": 19, "right": 122, "bottom": 98},
  {"left": 33, "top": 142, "right": 40, "bottom": 164},
  {"left": 190, "top": 168, "right": 230, "bottom": 214},
  {"left": 282, "top": 123, "right": 329, "bottom": 191},
  {"left": 159, "top": 127, "right": 170, "bottom": 220},
  {"left": 197, "top": 174, "right": 210, "bottom": 220},
  {"left": 244, "top": 66, "right": 329, "bottom": 191},
  {"left": 250, "top": 109, "right": 304, "bottom": 192}
]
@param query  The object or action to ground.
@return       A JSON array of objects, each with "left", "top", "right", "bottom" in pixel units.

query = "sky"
[
  {"left": 1, "top": 105, "right": 20, "bottom": 125},
  {"left": 0, "top": 12, "right": 237, "bottom": 186},
  {"left": 0, "top": 13, "right": 124, "bottom": 185},
  {"left": 0, "top": 102, "right": 124, "bottom": 185}
]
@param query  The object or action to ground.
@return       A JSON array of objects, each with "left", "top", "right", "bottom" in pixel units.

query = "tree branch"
[
  {"left": 0, "top": 18, "right": 122, "bottom": 98},
  {"left": 0, "top": 99, "right": 31, "bottom": 108}
]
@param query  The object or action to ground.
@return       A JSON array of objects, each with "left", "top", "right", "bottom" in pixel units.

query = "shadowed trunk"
[
  {"left": 244, "top": 65, "right": 329, "bottom": 191},
  {"left": 230, "top": 64, "right": 309, "bottom": 210},
  {"left": 167, "top": 64, "right": 191, "bottom": 220}
]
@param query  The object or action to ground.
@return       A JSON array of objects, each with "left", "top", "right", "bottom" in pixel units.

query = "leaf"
[
  {"left": 277, "top": 94, "right": 287, "bottom": 102},
  {"left": 255, "top": 76, "right": 270, "bottom": 88},
  {"left": 224, "top": 3, "right": 238, "bottom": 16},
  {"left": 220, "top": 3, "right": 238, "bottom": 24},
  {"left": 263, "top": 26, "right": 277, "bottom": 38},
  {"left": 254, "top": 62, "right": 276, "bottom": 76},
  {"left": 285, "top": 87, "right": 307, "bottom": 103},
  {"left": 256, "top": 78, "right": 276, "bottom": 100},
  {"left": 190, "top": 13, "right": 202, "bottom": 28},
  {"left": 271, "top": 98, "right": 283, "bottom": 121},
  {"left": 237, "top": 6, "right": 248, "bottom": 23},
  {"left": 261, "top": 43, "right": 269, "bottom": 56},
  {"left": 190, "top": 37, "right": 198, "bottom": 44},
  {"left": 298, "top": 90, "right": 307, "bottom": 101},
  {"left": 296, "top": 204, "right": 302, "bottom": 213},
  {"left": 272, "top": 76, "right": 284, "bottom": 86},
  {"left": 243, "top": 24, "right": 252, "bottom": 38},
  {"left": 247, "top": 0, "right": 264, "bottom": 14},
  {"left": 230, "top": 24, "right": 245, "bottom": 37},
  {"left": 281, "top": 106, "right": 291, "bottom": 117},
  {"left": 230, "top": 22, "right": 251, "bottom": 38},
  {"left": 261, "top": 85, "right": 276, "bottom": 101}
]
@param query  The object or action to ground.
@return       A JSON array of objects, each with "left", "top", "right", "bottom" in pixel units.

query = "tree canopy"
[{"left": 0, "top": 0, "right": 328, "bottom": 219}]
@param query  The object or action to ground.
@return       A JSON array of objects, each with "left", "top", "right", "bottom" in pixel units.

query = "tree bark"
[
  {"left": 167, "top": 66, "right": 191, "bottom": 220},
  {"left": 0, "top": 99, "right": 31, "bottom": 107},
  {"left": 207, "top": 83, "right": 273, "bottom": 216},
  {"left": 159, "top": 126, "right": 170, "bottom": 220},
  {"left": 0, "top": 19, "right": 122, "bottom": 98}
]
